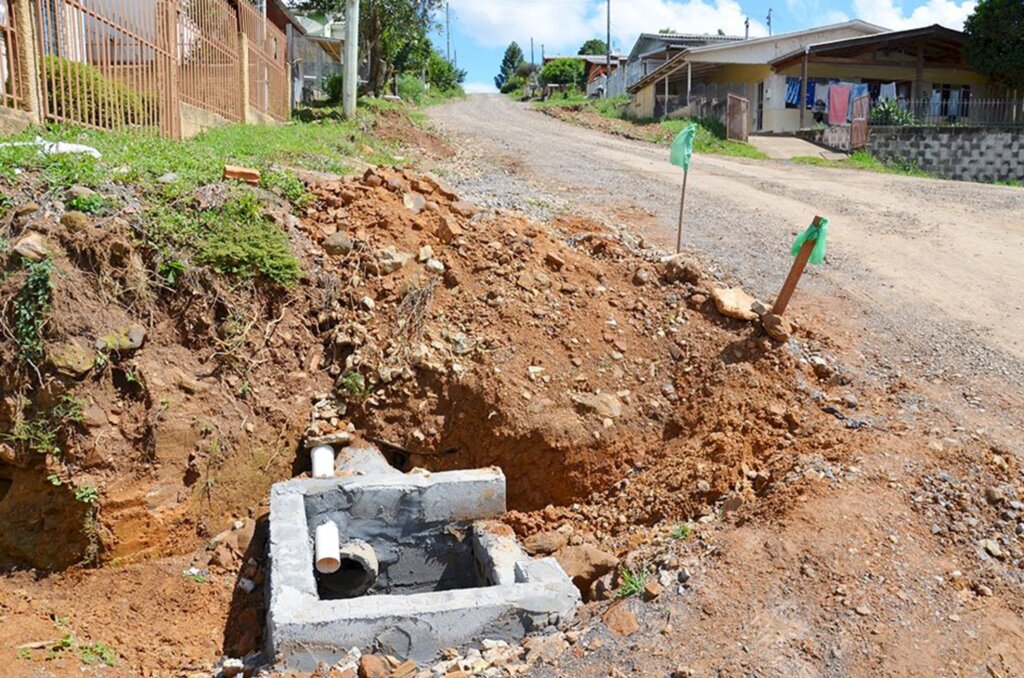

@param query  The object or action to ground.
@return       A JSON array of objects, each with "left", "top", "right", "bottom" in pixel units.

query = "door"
[{"left": 756, "top": 81, "right": 765, "bottom": 131}]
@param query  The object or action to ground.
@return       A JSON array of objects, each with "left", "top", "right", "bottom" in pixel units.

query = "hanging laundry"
[
  {"left": 816, "top": 84, "right": 830, "bottom": 112},
  {"left": 828, "top": 84, "right": 851, "bottom": 125},
  {"left": 785, "top": 77, "right": 801, "bottom": 106},
  {"left": 930, "top": 90, "right": 942, "bottom": 117},
  {"left": 806, "top": 81, "right": 816, "bottom": 109},
  {"left": 879, "top": 82, "right": 897, "bottom": 102},
  {"left": 948, "top": 89, "right": 961, "bottom": 117},
  {"left": 848, "top": 83, "right": 869, "bottom": 122}
]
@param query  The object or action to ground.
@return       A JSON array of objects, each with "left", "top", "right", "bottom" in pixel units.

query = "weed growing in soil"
[
  {"left": 616, "top": 567, "right": 650, "bottom": 598},
  {"left": 4, "top": 394, "right": 83, "bottom": 456},
  {"left": 66, "top": 192, "right": 109, "bottom": 214},
  {"left": 262, "top": 168, "right": 314, "bottom": 209},
  {"left": 10, "top": 258, "right": 53, "bottom": 364},
  {"left": 37, "top": 633, "right": 117, "bottom": 666},
  {"left": 74, "top": 485, "right": 99, "bottom": 504},
  {"left": 42, "top": 153, "right": 105, "bottom": 190},
  {"left": 671, "top": 523, "right": 692, "bottom": 540},
  {"left": 338, "top": 370, "right": 369, "bottom": 399}
]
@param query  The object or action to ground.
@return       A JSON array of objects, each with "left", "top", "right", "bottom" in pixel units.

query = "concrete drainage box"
[{"left": 267, "top": 465, "right": 581, "bottom": 670}]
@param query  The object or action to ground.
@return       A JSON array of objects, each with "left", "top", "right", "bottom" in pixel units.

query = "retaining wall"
[
  {"left": 795, "top": 126, "right": 852, "bottom": 152},
  {"left": 868, "top": 126, "right": 1024, "bottom": 182}
]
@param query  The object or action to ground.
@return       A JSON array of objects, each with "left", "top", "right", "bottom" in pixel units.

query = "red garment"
[{"left": 828, "top": 85, "right": 851, "bottom": 125}]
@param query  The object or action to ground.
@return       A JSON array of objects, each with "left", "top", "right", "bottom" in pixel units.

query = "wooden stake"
[
  {"left": 675, "top": 169, "right": 688, "bottom": 253},
  {"left": 773, "top": 215, "right": 824, "bottom": 316}
]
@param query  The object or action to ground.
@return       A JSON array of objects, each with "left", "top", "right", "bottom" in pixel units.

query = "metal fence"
[
  {"left": 873, "top": 97, "right": 1024, "bottom": 127},
  {"left": 178, "top": 0, "right": 241, "bottom": 121},
  {"left": 35, "top": 0, "right": 179, "bottom": 136},
  {"left": 1, "top": 0, "right": 23, "bottom": 109},
  {"left": 238, "top": 0, "right": 287, "bottom": 121}
]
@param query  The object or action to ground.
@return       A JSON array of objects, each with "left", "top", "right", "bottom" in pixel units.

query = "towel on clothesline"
[
  {"left": 879, "top": 82, "right": 897, "bottom": 102},
  {"left": 848, "top": 83, "right": 869, "bottom": 122},
  {"left": 828, "top": 85, "right": 851, "bottom": 125}
]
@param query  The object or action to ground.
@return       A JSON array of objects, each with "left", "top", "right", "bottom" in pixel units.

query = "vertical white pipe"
[
  {"left": 343, "top": 0, "right": 359, "bottom": 118},
  {"left": 311, "top": 445, "right": 335, "bottom": 478},
  {"left": 315, "top": 522, "right": 341, "bottom": 573}
]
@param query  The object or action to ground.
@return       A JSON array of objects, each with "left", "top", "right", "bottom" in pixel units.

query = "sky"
[{"left": 432, "top": 0, "right": 979, "bottom": 94}]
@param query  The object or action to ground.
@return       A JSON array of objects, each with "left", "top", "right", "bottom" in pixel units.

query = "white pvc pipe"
[
  {"left": 315, "top": 521, "right": 341, "bottom": 574},
  {"left": 310, "top": 445, "right": 335, "bottom": 479}
]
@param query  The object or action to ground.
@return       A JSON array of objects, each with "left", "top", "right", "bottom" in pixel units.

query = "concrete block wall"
[{"left": 869, "top": 126, "right": 1024, "bottom": 183}]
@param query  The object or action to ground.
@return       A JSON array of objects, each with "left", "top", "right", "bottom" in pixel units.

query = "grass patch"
[
  {"left": 535, "top": 97, "right": 767, "bottom": 159},
  {"left": 3, "top": 394, "right": 83, "bottom": 457},
  {"left": 792, "top": 149, "right": 932, "bottom": 177},
  {"left": 615, "top": 566, "right": 650, "bottom": 599},
  {"left": 670, "top": 523, "right": 692, "bottom": 540},
  {"left": 65, "top": 192, "right": 109, "bottom": 214}
]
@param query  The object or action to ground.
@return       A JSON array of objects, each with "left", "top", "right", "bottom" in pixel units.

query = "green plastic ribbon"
[
  {"left": 669, "top": 123, "right": 698, "bottom": 171},
  {"left": 790, "top": 217, "right": 830, "bottom": 265}
]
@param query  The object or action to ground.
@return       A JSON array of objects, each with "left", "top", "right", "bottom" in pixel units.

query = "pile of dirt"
[{"left": 538, "top": 105, "right": 675, "bottom": 144}]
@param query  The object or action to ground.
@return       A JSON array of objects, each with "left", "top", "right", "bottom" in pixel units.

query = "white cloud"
[
  {"left": 463, "top": 81, "right": 498, "bottom": 94},
  {"left": 450, "top": 0, "right": 767, "bottom": 55},
  {"left": 851, "top": 0, "right": 978, "bottom": 30}
]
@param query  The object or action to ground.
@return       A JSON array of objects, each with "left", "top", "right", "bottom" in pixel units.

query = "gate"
[
  {"left": 1, "top": 0, "right": 24, "bottom": 109},
  {"left": 726, "top": 93, "right": 749, "bottom": 142},
  {"left": 851, "top": 95, "right": 870, "bottom": 150},
  {"left": 177, "top": 0, "right": 242, "bottom": 122}
]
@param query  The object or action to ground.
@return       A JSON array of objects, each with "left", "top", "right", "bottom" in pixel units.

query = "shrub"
[
  {"left": 43, "top": 56, "right": 154, "bottom": 128},
  {"left": 540, "top": 58, "right": 585, "bottom": 89},
  {"left": 500, "top": 75, "right": 527, "bottom": 94},
  {"left": 871, "top": 99, "right": 915, "bottom": 126},
  {"left": 323, "top": 72, "right": 344, "bottom": 104},
  {"left": 397, "top": 73, "right": 427, "bottom": 104}
]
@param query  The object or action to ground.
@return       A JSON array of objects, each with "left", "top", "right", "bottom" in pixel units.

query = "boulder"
[
  {"left": 422, "top": 172, "right": 458, "bottom": 200},
  {"left": 554, "top": 544, "right": 617, "bottom": 594},
  {"left": 602, "top": 601, "right": 639, "bottom": 636},
  {"left": 67, "top": 184, "right": 96, "bottom": 200},
  {"left": 96, "top": 324, "right": 147, "bottom": 352},
  {"left": 402, "top": 192, "right": 426, "bottom": 214},
  {"left": 357, "top": 654, "right": 390, "bottom": 678},
  {"left": 523, "top": 530, "right": 569, "bottom": 555},
  {"left": 450, "top": 201, "right": 478, "bottom": 218},
  {"left": 710, "top": 287, "right": 760, "bottom": 321},
  {"left": 60, "top": 211, "right": 92, "bottom": 233},
  {"left": 12, "top": 232, "right": 50, "bottom": 261},
  {"left": 323, "top": 232, "right": 355, "bottom": 256},
  {"left": 367, "top": 247, "right": 413, "bottom": 275},
  {"left": 662, "top": 254, "right": 702, "bottom": 284},
  {"left": 438, "top": 217, "right": 463, "bottom": 243},
  {"left": 47, "top": 340, "right": 96, "bottom": 378}
]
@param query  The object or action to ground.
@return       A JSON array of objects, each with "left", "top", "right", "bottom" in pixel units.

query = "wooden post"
[
  {"left": 772, "top": 216, "right": 824, "bottom": 316},
  {"left": 675, "top": 169, "right": 688, "bottom": 253},
  {"left": 799, "top": 50, "right": 808, "bottom": 129},
  {"left": 239, "top": 32, "right": 252, "bottom": 123}
]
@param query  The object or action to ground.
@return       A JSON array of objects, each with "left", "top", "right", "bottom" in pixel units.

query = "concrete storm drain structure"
[{"left": 266, "top": 446, "right": 581, "bottom": 670}]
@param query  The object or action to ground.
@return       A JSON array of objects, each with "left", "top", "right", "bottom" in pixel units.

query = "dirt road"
[{"left": 430, "top": 96, "right": 1024, "bottom": 390}]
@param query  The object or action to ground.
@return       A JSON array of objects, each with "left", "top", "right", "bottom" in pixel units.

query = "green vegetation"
[
  {"left": 540, "top": 58, "right": 586, "bottom": 89},
  {"left": 43, "top": 56, "right": 152, "bottom": 128},
  {"left": 791, "top": 149, "right": 932, "bottom": 178},
  {"left": 144, "top": 191, "right": 302, "bottom": 287},
  {"left": 870, "top": 99, "right": 915, "bottom": 126},
  {"left": 4, "top": 394, "right": 84, "bottom": 457},
  {"left": 74, "top": 486, "right": 99, "bottom": 504},
  {"left": 535, "top": 96, "right": 767, "bottom": 159},
  {"left": 965, "top": 0, "right": 1024, "bottom": 91},
  {"left": 12, "top": 258, "right": 53, "bottom": 364},
  {"left": 77, "top": 641, "right": 117, "bottom": 666},
  {"left": 338, "top": 370, "right": 369, "bottom": 399},
  {"left": 32, "top": 633, "right": 117, "bottom": 666},
  {"left": 323, "top": 72, "right": 344, "bottom": 105},
  {"left": 615, "top": 566, "right": 650, "bottom": 598},
  {"left": 261, "top": 168, "right": 313, "bottom": 209},
  {"left": 578, "top": 39, "right": 609, "bottom": 56},
  {"left": 65, "top": 192, "right": 109, "bottom": 214},
  {"left": 495, "top": 42, "right": 526, "bottom": 93},
  {"left": 671, "top": 523, "right": 692, "bottom": 540}
]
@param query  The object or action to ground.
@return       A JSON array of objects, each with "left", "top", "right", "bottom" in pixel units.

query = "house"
[
  {"left": 266, "top": 0, "right": 344, "bottom": 106},
  {"left": 625, "top": 21, "right": 993, "bottom": 133},
  {"left": 542, "top": 54, "right": 624, "bottom": 83},
  {"left": 624, "top": 31, "right": 743, "bottom": 89}
]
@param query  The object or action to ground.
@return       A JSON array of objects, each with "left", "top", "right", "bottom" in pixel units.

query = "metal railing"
[
  {"left": 872, "top": 97, "right": 1024, "bottom": 127},
  {"left": 1, "top": 0, "right": 23, "bottom": 109},
  {"left": 178, "top": 0, "right": 241, "bottom": 121},
  {"left": 238, "top": 0, "right": 287, "bottom": 121},
  {"left": 35, "top": 0, "right": 179, "bottom": 136}
]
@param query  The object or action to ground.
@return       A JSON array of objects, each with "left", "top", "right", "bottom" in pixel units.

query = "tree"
[
  {"left": 427, "top": 50, "right": 466, "bottom": 92},
  {"left": 659, "top": 27, "right": 677, "bottom": 34},
  {"left": 495, "top": 42, "right": 525, "bottom": 91},
  {"left": 578, "top": 39, "right": 608, "bottom": 55},
  {"left": 294, "top": 0, "right": 442, "bottom": 96},
  {"left": 964, "top": 0, "right": 1024, "bottom": 91},
  {"left": 539, "top": 58, "right": 585, "bottom": 89}
]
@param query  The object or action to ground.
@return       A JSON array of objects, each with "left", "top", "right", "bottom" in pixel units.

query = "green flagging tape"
[
  {"left": 790, "top": 217, "right": 830, "bottom": 265},
  {"left": 670, "top": 122, "right": 698, "bottom": 171}
]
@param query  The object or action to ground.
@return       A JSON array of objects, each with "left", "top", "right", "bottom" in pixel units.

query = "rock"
[
  {"left": 323, "top": 232, "right": 355, "bottom": 256},
  {"left": 14, "top": 202, "right": 39, "bottom": 218},
  {"left": 522, "top": 633, "right": 566, "bottom": 664},
  {"left": 980, "top": 539, "right": 1003, "bottom": 559},
  {"left": 632, "top": 268, "right": 654, "bottom": 286},
  {"left": 422, "top": 172, "right": 458, "bottom": 200},
  {"left": 523, "top": 530, "right": 569, "bottom": 555},
  {"left": 710, "top": 287, "right": 760, "bottom": 321},
  {"left": 572, "top": 392, "right": 622, "bottom": 419},
  {"left": 368, "top": 247, "right": 413, "bottom": 275},
  {"left": 662, "top": 254, "right": 701, "bottom": 284},
  {"left": 450, "top": 200, "right": 478, "bottom": 218},
  {"left": 357, "top": 655, "right": 390, "bottom": 678},
  {"left": 590, "top": 571, "right": 618, "bottom": 601},
  {"left": 762, "top": 313, "right": 793, "bottom": 342},
  {"left": 390, "top": 660, "right": 417, "bottom": 678},
  {"left": 208, "top": 541, "right": 237, "bottom": 570},
  {"left": 403, "top": 192, "right": 426, "bottom": 214},
  {"left": 985, "top": 487, "right": 1006, "bottom": 506},
  {"left": 157, "top": 172, "right": 179, "bottom": 184},
  {"left": 12, "top": 232, "right": 50, "bottom": 261},
  {"left": 220, "top": 657, "right": 244, "bottom": 677},
  {"left": 688, "top": 293, "right": 707, "bottom": 309},
  {"left": 544, "top": 252, "right": 566, "bottom": 271},
  {"left": 67, "top": 184, "right": 96, "bottom": 200},
  {"left": 425, "top": 258, "right": 445, "bottom": 274},
  {"left": 386, "top": 177, "right": 410, "bottom": 193},
  {"left": 438, "top": 217, "right": 463, "bottom": 243},
  {"left": 362, "top": 169, "right": 383, "bottom": 188},
  {"left": 643, "top": 580, "right": 663, "bottom": 601},
  {"left": 95, "top": 324, "right": 146, "bottom": 352},
  {"left": 554, "top": 544, "right": 617, "bottom": 594},
  {"left": 47, "top": 340, "right": 96, "bottom": 377},
  {"left": 602, "top": 601, "right": 639, "bottom": 637},
  {"left": 60, "top": 210, "right": 92, "bottom": 232},
  {"left": 855, "top": 605, "right": 873, "bottom": 616},
  {"left": 418, "top": 245, "right": 434, "bottom": 262}
]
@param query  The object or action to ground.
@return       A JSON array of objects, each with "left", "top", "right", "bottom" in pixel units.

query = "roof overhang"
[{"left": 769, "top": 24, "right": 967, "bottom": 72}]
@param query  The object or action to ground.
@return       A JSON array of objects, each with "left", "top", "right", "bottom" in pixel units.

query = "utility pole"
[
  {"left": 531, "top": 38, "right": 535, "bottom": 67},
  {"left": 343, "top": 0, "right": 359, "bottom": 118},
  {"left": 445, "top": 1, "right": 451, "bottom": 62},
  {"left": 745, "top": 17, "right": 750, "bottom": 39},
  {"left": 766, "top": 9, "right": 773, "bottom": 36},
  {"left": 605, "top": 0, "right": 611, "bottom": 98}
]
